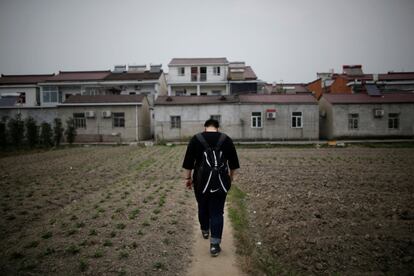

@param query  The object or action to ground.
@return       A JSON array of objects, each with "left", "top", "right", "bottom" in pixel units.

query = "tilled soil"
[
  {"left": 0, "top": 145, "right": 195, "bottom": 275},
  {"left": 236, "top": 147, "right": 414, "bottom": 275}
]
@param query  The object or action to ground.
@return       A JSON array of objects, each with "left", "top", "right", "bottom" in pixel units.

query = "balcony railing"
[
  {"left": 191, "top": 74, "right": 197, "bottom": 82},
  {"left": 200, "top": 73, "right": 207, "bottom": 81}
]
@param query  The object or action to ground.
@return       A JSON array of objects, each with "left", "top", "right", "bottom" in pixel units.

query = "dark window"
[
  {"left": 191, "top": 67, "right": 198, "bottom": 82},
  {"left": 210, "top": 115, "right": 221, "bottom": 123},
  {"left": 213, "top": 66, "right": 221, "bottom": 76},
  {"left": 251, "top": 112, "right": 262, "bottom": 128},
  {"left": 171, "top": 116, "right": 181, "bottom": 128},
  {"left": 348, "top": 113, "right": 359, "bottom": 129},
  {"left": 113, "top": 112, "right": 125, "bottom": 128},
  {"left": 178, "top": 67, "right": 185, "bottom": 76},
  {"left": 200, "top": 67, "right": 207, "bottom": 81},
  {"left": 18, "top": 92, "right": 26, "bottom": 104},
  {"left": 388, "top": 113, "right": 399, "bottom": 129},
  {"left": 291, "top": 112, "right": 303, "bottom": 128},
  {"left": 73, "top": 113, "right": 86, "bottom": 129}
]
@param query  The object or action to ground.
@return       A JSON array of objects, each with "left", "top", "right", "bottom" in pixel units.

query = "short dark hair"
[{"left": 204, "top": 119, "right": 219, "bottom": 129}]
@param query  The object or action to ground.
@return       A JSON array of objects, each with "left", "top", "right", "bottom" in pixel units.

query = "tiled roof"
[
  {"left": 239, "top": 94, "right": 317, "bottom": 104},
  {"left": 45, "top": 71, "right": 111, "bottom": 82},
  {"left": 169, "top": 58, "right": 229, "bottom": 66},
  {"left": 62, "top": 94, "right": 145, "bottom": 104},
  {"left": 156, "top": 95, "right": 238, "bottom": 105},
  {"left": 243, "top": 66, "right": 257, "bottom": 80},
  {"left": 156, "top": 94, "right": 317, "bottom": 105},
  {"left": 379, "top": 72, "right": 414, "bottom": 81},
  {"left": 0, "top": 74, "right": 55, "bottom": 85},
  {"left": 322, "top": 93, "right": 414, "bottom": 104},
  {"left": 104, "top": 71, "right": 162, "bottom": 81}
]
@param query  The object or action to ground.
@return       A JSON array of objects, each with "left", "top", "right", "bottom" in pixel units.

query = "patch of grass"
[
  {"left": 142, "top": 220, "right": 150, "bottom": 227},
  {"left": 65, "top": 244, "right": 80, "bottom": 255},
  {"left": 228, "top": 185, "right": 285, "bottom": 275},
  {"left": 79, "top": 259, "right": 88, "bottom": 272},
  {"left": 137, "top": 230, "right": 144, "bottom": 236},
  {"left": 153, "top": 208, "right": 161, "bottom": 215},
  {"left": 41, "top": 231, "right": 53, "bottom": 239},
  {"left": 92, "top": 250, "right": 103, "bottom": 258},
  {"left": 89, "top": 229, "right": 98, "bottom": 236},
  {"left": 153, "top": 261, "right": 166, "bottom": 270},
  {"left": 66, "top": 229, "right": 78, "bottom": 236},
  {"left": 44, "top": 247, "right": 55, "bottom": 256},
  {"left": 119, "top": 251, "right": 129, "bottom": 259},
  {"left": 110, "top": 231, "right": 116, "bottom": 238},
  {"left": 103, "top": 240, "right": 113, "bottom": 247},
  {"left": 129, "top": 208, "right": 140, "bottom": 219},
  {"left": 116, "top": 223, "right": 126, "bottom": 230}
]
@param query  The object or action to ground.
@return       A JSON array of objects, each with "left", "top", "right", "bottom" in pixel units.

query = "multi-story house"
[
  {"left": 167, "top": 58, "right": 230, "bottom": 96},
  {"left": 0, "top": 74, "right": 58, "bottom": 122}
]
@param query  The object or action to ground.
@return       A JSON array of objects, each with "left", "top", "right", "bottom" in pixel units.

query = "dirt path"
[{"left": 186, "top": 204, "right": 245, "bottom": 276}]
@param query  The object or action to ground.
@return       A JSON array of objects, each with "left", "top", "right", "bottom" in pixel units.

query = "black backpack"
[{"left": 195, "top": 132, "right": 231, "bottom": 195}]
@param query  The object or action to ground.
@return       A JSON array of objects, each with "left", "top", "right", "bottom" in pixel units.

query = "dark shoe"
[
  {"left": 201, "top": 230, "right": 209, "bottom": 239},
  {"left": 210, "top": 243, "right": 221, "bottom": 257}
]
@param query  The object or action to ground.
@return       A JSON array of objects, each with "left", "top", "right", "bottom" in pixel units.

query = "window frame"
[
  {"left": 112, "top": 112, "right": 125, "bottom": 128},
  {"left": 73, "top": 113, "right": 86, "bottom": 129},
  {"left": 170, "top": 116, "right": 181, "bottom": 129},
  {"left": 388, "top": 113, "right": 399, "bottom": 129},
  {"left": 42, "top": 86, "right": 59, "bottom": 103},
  {"left": 348, "top": 113, "right": 359, "bottom": 130},
  {"left": 210, "top": 114, "right": 221, "bottom": 124},
  {"left": 213, "top": 66, "right": 221, "bottom": 76},
  {"left": 251, "top": 112, "right": 262, "bottom": 128},
  {"left": 178, "top": 67, "right": 185, "bottom": 76},
  {"left": 291, "top": 111, "right": 303, "bottom": 128}
]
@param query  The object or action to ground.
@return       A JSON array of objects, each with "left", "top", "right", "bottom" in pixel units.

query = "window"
[
  {"left": 388, "top": 113, "right": 399, "bottom": 129},
  {"left": 291, "top": 112, "right": 303, "bottom": 128},
  {"left": 191, "top": 67, "right": 198, "bottom": 82},
  {"left": 200, "top": 67, "right": 207, "bottom": 81},
  {"left": 213, "top": 66, "right": 221, "bottom": 76},
  {"left": 200, "top": 92, "right": 207, "bottom": 96},
  {"left": 178, "top": 67, "right": 185, "bottom": 76},
  {"left": 175, "top": 90, "right": 185, "bottom": 96},
  {"left": 73, "top": 113, "right": 86, "bottom": 129},
  {"left": 212, "top": 90, "right": 221, "bottom": 95},
  {"left": 348, "top": 113, "right": 359, "bottom": 129},
  {"left": 210, "top": 115, "right": 221, "bottom": 123},
  {"left": 17, "top": 92, "right": 26, "bottom": 104},
  {"left": 171, "top": 116, "right": 181, "bottom": 128},
  {"left": 251, "top": 112, "right": 262, "bottom": 128},
  {"left": 42, "top": 86, "right": 58, "bottom": 103},
  {"left": 113, "top": 112, "right": 125, "bottom": 128}
]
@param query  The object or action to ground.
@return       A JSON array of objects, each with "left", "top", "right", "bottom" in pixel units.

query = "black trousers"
[{"left": 194, "top": 189, "right": 227, "bottom": 243}]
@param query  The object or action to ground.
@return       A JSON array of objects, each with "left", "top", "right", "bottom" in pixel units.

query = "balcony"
[{"left": 200, "top": 73, "right": 207, "bottom": 82}]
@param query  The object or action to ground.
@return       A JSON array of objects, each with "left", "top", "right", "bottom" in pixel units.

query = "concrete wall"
[
  {"left": 154, "top": 103, "right": 319, "bottom": 141},
  {"left": 0, "top": 86, "right": 38, "bottom": 107},
  {"left": 0, "top": 107, "right": 58, "bottom": 124},
  {"left": 319, "top": 99, "right": 414, "bottom": 139},
  {"left": 58, "top": 103, "right": 150, "bottom": 142}
]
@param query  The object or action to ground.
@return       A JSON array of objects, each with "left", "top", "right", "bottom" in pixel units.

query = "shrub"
[
  {"left": 53, "top": 118, "right": 64, "bottom": 147},
  {"left": 25, "top": 116, "right": 39, "bottom": 148},
  {"left": 65, "top": 117, "right": 76, "bottom": 144},
  {"left": 0, "top": 117, "right": 8, "bottom": 148},
  {"left": 40, "top": 122, "right": 54, "bottom": 148},
  {"left": 7, "top": 113, "right": 25, "bottom": 148}
]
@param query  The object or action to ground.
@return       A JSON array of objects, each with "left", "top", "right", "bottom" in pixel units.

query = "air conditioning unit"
[
  {"left": 373, "top": 109, "right": 384, "bottom": 118},
  {"left": 102, "top": 111, "right": 111, "bottom": 118},
  {"left": 86, "top": 111, "right": 95, "bottom": 118},
  {"left": 266, "top": 109, "right": 276, "bottom": 120}
]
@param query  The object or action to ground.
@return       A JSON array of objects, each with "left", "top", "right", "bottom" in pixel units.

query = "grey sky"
[{"left": 1, "top": 0, "right": 413, "bottom": 83}]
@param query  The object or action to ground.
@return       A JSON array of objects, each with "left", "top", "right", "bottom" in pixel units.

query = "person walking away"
[{"left": 182, "top": 119, "right": 240, "bottom": 257}]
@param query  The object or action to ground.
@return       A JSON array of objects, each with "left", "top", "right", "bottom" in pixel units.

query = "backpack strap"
[
  {"left": 195, "top": 133, "right": 210, "bottom": 150},
  {"left": 215, "top": 133, "right": 227, "bottom": 150}
]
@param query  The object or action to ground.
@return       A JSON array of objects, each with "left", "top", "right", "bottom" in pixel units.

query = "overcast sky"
[{"left": 0, "top": 0, "right": 413, "bottom": 83}]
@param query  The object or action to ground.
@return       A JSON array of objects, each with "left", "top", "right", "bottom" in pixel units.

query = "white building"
[{"left": 167, "top": 58, "right": 230, "bottom": 96}]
